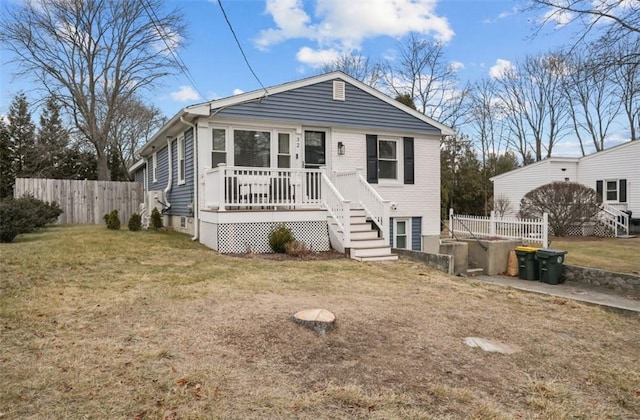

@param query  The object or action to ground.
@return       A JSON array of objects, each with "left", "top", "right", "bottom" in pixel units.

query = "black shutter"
[
  {"left": 403, "top": 137, "right": 414, "bottom": 184},
  {"left": 620, "top": 179, "right": 627, "bottom": 203},
  {"left": 596, "top": 180, "right": 603, "bottom": 200},
  {"left": 366, "top": 134, "right": 378, "bottom": 184}
]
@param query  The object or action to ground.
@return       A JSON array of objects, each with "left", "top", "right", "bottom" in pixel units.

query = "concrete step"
[
  {"left": 352, "top": 254, "right": 398, "bottom": 262},
  {"left": 351, "top": 245, "right": 394, "bottom": 258},
  {"left": 466, "top": 267, "right": 484, "bottom": 276},
  {"left": 349, "top": 238, "right": 387, "bottom": 249}
]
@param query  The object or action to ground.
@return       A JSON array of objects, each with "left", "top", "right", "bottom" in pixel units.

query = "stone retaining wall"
[
  {"left": 563, "top": 264, "right": 640, "bottom": 296},
  {"left": 393, "top": 249, "right": 453, "bottom": 275}
]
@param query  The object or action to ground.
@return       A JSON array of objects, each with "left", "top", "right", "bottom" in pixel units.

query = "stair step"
[
  {"left": 350, "top": 230, "right": 379, "bottom": 240},
  {"left": 351, "top": 245, "right": 394, "bottom": 258},
  {"left": 466, "top": 268, "right": 484, "bottom": 276},
  {"left": 349, "top": 238, "right": 387, "bottom": 248},
  {"left": 352, "top": 254, "right": 398, "bottom": 262}
]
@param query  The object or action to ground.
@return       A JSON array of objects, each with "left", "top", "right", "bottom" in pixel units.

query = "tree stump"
[{"left": 292, "top": 309, "right": 335, "bottom": 335}]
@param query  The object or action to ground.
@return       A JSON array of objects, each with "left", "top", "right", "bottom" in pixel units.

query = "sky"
[{"left": 0, "top": 0, "right": 629, "bottom": 156}]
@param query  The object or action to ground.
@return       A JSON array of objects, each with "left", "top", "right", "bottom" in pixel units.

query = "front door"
[{"left": 303, "top": 131, "right": 326, "bottom": 201}]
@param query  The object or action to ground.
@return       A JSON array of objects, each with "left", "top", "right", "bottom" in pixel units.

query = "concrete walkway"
[{"left": 474, "top": 274, "right": 640, "bottom": 315}]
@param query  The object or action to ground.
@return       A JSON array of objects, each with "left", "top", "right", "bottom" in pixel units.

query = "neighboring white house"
[
  {"left": 130, "top": 72, "right": 453, "bottom": 260},
  {"left": 491, "top": 140, "right": 640, "bottom": 222}
]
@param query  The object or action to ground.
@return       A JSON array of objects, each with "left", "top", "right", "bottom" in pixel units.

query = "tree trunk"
[{"left": 96, "top": 149, "right": 110, "bottom": 181}]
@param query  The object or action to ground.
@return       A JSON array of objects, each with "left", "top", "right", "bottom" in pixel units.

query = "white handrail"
[
  {"left": 600, "top": 203, "right": 629, "bottom": 237},
  {"left": 321, "top": 171, "right": 351, "bottom": 248}
]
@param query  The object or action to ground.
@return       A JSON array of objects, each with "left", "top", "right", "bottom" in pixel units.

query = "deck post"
[{"left": 218, "top": 163, "right": 226, "bottom": 212}]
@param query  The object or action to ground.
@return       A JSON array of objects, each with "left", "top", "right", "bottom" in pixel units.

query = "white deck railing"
[
  {"left": 321, "top": 172, "right": 351, "bottom": 248},
  {"left": 203, "top": 164, "right": 325, "bottom": 210},
  {"left": 600, "top": 203, "right": 630, "bottom": 237},
  {"left": 449, "top": 209, "right": 549, "bottom": 248},
  {"left": 334, "top": 168, "right": 391, "bottom": 242}
]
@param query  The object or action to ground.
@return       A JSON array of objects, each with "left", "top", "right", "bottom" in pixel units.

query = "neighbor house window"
[
  {"left": 606, "top": 180, "right": 617, "bottom": 201},
  {"left": 152, "top": 152, "right": 157, "bottom": 183},
  {"left": 394, "top": 219, "right": 410, "bottom": 249},
  {"left": 278, "top": 133, "right": 291, "bottom": 168},
  {"left": 378, "top": 139, "right": 398, "bottom": 180},
  {"left": 177, "top": 136, "right": 185, "bottom": 185},
  {"left": 212, "top": 128, "right": 226, "bottom": 167},
  {"left": 234, "top": 130, "right": 270, "bottom": 167}
]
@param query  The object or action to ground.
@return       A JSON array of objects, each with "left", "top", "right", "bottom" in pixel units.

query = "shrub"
[
  {"left": 104, "top": 209, "right": 121, "bottom": 230},
  {"left": 0, "top": 195, "right": 63, "bottom": 243},
  {"left": 128, "top": 213, "right": 142, "bottom": 231},
  {"left": 150, "top": 207, "right": 163, "bottom": 230},
  {"left": 519, "top": 182, "right": 602, "bottom": 236},
  {"left": 285, "top": 240, "right": 309, "bottom": 257},
  {"left": 268, "top": 223, "right": 294, "bottom": 253}
]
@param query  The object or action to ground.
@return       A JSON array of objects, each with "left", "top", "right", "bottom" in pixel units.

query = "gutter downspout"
[
  {"left": 163, "top": 137, "right": 173, "bottom": 214},
  {"left": 180, "top": 116, "right": 199, "bottom": 241}
]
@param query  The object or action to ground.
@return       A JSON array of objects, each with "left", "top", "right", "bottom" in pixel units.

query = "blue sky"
[{"left": 0, "top": 0, "right": 622, "bottom": 156}]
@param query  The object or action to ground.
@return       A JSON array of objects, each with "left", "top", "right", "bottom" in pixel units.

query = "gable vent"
[{"left": 333, "top": 80, "right": 345, "bottom": 101}]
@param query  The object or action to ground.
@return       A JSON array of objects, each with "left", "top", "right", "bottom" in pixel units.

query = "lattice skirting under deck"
[
  {"left": 205, "top": 221, "right": 331, "bottom": 254},
  {"left": 563, "top": 222, "right": 614, "bottom": 237}
]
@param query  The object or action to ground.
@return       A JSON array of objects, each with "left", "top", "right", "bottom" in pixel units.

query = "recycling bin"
[
  {"left": 514, "top": 246, "right": 540, "bottom": 281},
  {"left": 536, "top": 249, "right": 568, "bottom": 285}
]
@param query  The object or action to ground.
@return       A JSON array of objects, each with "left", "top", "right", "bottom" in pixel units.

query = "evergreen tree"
[
  {"left": 35, "top": 95, "right": 70, "bottom": 178},
  {"left": 0, "top": 119, "right": 14, "bottom": 198},
  {"left": 7, "top": 93, "right": 37, "bottom": 178},
  {"left": 441, "top": 134, "right": 485, "bottom": 218}
]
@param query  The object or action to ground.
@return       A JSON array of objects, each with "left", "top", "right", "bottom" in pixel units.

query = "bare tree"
[
  {"left": 322, "top": 52, "right": 383, "bottom": 88},
  {"left": 382, "top": 32, "right": 469, "bottom": 127},
  {"left": 494, "top": 53, "right": 570, "bottom": 162},
  {"left": 561, "top": 49, "right": 622, "bottom": 153},
  {"left": 610, "top": 38, "right": 640, "bottom": 140},
  {"left": 493, "top": 195, "right": 512, "bottom": 218},
  {"left": 529, "top": 0, "right": 639, "bottom": 64},
  {"left": 109, "top": 96, "right": 164, "bottom": 180},
  {"left": 0, "top": 0, "right": 186, "bottom": 180}
]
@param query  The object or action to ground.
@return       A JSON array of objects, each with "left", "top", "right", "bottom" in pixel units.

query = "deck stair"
[{"left": 341, "top": 209, "right": 398, "bottom": 262}]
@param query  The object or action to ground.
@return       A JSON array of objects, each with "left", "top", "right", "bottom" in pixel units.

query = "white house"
[
  {"left": 491, "top": 140, "right": 640, "bottom": 234},
  {"left": 130, "top": 72, "right": 453, "bottom": 260}
]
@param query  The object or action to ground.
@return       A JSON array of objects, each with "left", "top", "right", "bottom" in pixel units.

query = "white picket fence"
[{"left": 449, "top": 208, "right": 549, "bottom": 248}]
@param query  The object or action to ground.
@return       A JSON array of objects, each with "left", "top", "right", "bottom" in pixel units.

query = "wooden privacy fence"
[
  {"left": 14, "top": 178, "right": 144, "bottom": 225},
  {"left": 449, "top": 208, "right": 549, "bottom": 248}
]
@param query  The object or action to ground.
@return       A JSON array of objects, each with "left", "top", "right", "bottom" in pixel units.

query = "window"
[
  {"left": 606, "top": 180, "right": 617, "bottom": 201},
  {"left": 152, "top": 152, "right": 157, "bottom": 183},
  {"left": 378, "top": 139, "right": 398, "bottom": 179},
  {"left": 234, "top": 130, "right": 270, "bottom": 167},
  {"left": 394, "top": 219, "right": 410, "bottom": 249},
  {"left": 278, "top": 133, "right": 291, "bottom": 168},
  {"left": 177, "top": 136, "right": 185, "bottom": 185},
  {"left": 212, "top": 128, "right": 226, "bottom": 168}
]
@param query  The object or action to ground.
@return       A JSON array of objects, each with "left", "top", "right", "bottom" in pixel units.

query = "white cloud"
[
  {"left": 449, "top": 61, "right": 464, "bottom": 72},
  {"left": 542, "top": 8, "right": 573, "bottom": 27},
  {"left": 296, "top": 47, "right": 340, "bottom": 67},
  {"left": 170, "top": 86, "right": 200, "bottom": 102},
  {"left": 232, "top": 88, "right": 244, "bottom": 95},
  {"left": 489, "top": 59, "right": 515, "bottom": 80},
  {"left": 256, "top": 0, "right": 454, "bottom": 60},
  {"left": 152, "top": 26, "right": 182, "bottom": 55}
]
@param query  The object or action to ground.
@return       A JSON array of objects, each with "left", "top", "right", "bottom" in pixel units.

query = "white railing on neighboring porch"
[
  {"left": 600, "top": 203, "right": 630, "bottom": 237},
  {"left": 449, "top": 209, "right": 549, "bottom": 248},
  {"left": 333, "top": 168, "right": 391, "bottom": 242}
]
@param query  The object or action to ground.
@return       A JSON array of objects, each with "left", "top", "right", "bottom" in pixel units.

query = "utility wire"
[
  {"left": 217, "top": 0, "right": 269, "bottom": 96},
  {"left": 140, "top": 0, "right": 207, "bottom": 100}
]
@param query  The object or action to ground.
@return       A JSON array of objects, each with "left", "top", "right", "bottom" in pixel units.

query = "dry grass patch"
[
  {"left": 1, "top": 225, "right": 639, "bottom": 419},
  {"left": 552, "top": 236, "right": 640, "bottom": 274}
]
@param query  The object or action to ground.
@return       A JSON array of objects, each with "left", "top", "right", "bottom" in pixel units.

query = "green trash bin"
[
  {"left": 536, "top": 249, "right": 568, "bottom": 285},
  {"left": 514, "top": 246, "right": 540, "bottom": 280}
]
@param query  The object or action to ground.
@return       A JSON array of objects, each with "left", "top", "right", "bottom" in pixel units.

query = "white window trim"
[
  {"left": 177, "top": 136, "right": 186, "bottom": 185},
  {"left": 393, "top": 218, "right": 411, "bottom": 249},
  {"left": 152, "top": 152, "right": 158, "bottom": 183},
  {"left": 211, "top": 127, "right": 227, "bottom": 168},
  {"left": 605, "top": 179, "right": 618, "bottom": 202},
  {"left": 378, "top": 137, "right": 403, "bottom": 185}
]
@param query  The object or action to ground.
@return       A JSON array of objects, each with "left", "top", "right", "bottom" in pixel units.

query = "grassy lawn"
[
  {"left": 552, "top": 236, "right": 640, "bottom": 275},
  {"left": 1, "top": 225, "right": 639, "bottom": 419}
]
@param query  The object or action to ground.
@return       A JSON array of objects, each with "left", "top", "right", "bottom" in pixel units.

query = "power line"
[
  {"left": 140, "top": 0, "right": 207, "bottom": 100},
  {"left": 217, "top": 0, "right": 268, "bottom": 96}
]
